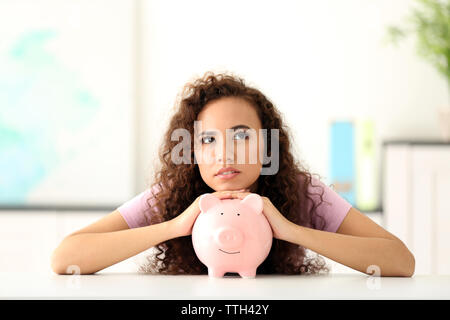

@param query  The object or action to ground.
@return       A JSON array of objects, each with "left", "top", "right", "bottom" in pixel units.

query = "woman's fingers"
[
  {"left": 218, "top": 192, "right": 251, "bottom": 200},
  {"left": 213, "top": 189, "right": 250, "bottom": 199}
]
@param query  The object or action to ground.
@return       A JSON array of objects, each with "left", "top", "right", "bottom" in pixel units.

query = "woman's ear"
[
  {"left": 240, "top": 194, "right": 263, "bottom": 215},
  {"left": 199, "top": 193, "right": 221, "bottom": 213}
]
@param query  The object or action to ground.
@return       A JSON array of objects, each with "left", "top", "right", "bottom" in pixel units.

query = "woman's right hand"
[{"left": 168, "top": 188, "right": 250, "bottom": 238}]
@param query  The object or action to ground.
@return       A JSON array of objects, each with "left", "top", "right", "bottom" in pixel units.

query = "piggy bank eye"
[
  {"left": 236, "top": 213, "right": 240, "bottom": 216},
  {"left": 220, "top": 212, "right": 224, "bottom": 215}
]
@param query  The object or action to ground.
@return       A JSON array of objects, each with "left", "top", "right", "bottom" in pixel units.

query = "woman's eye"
[
  {"left": 201, "top": 131, "right": 248, "bottom": 144},
  {"left": 201, "top": 136, "right": 215, "bottom": 144},
  {"left": 234, "top": 131, "right": 249, "bottom": 140}
]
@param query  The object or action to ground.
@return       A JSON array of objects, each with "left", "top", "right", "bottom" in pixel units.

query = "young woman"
[{"left": 51, "top": 72, "right": 415, "bottom": 277}]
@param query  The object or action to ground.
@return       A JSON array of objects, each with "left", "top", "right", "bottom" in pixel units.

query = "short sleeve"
[
  {"left": 305, "top": 176, "right": 352, "bottom": 233},
  {"left": 116, "top": 184, "right": 161, "bottom": 228}
]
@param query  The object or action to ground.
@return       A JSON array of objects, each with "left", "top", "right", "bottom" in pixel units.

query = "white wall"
[{"left": 0, "top": 211, "right": 148, "bottom": 274}]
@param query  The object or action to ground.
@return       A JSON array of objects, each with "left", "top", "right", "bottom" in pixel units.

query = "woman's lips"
[{"left": 215, "top": 172, "right": 240, "bottom": 179}]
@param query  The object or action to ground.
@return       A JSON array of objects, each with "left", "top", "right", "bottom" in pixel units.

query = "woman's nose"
[
  {"left": 217, "top": 155, "right": 233, "bottom": 164},
  {"left": 216, "top": 141, "right": 234, "bottom": 164}
]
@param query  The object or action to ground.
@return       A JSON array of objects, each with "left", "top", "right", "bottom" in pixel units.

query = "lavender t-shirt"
[{"left": 117, "top": 175, "right": 352, "bottom": 233}]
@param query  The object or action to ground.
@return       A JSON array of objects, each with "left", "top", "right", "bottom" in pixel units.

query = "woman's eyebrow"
[
  {"left": 230, "top": 124, "right": 250, "bottom": 130},
  {"left": 199, "top": 124, "right": 250, "bottom": 136}
]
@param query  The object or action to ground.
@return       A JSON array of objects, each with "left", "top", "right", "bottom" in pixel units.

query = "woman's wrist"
[
  {"left": 161, "top": 219, "right": 180, "bottom": 240},
  {"left": 282, "top": 221, "right": 303, "bottom": 244}
]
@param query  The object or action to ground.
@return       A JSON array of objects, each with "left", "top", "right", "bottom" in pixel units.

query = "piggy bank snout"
[{"left": 214, "top": 227, "right": 244, "bottom": 249}]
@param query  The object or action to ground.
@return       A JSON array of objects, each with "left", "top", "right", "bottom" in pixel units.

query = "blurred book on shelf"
[{"left": 329, "top": 119, "right": 379, "bottom": 213}]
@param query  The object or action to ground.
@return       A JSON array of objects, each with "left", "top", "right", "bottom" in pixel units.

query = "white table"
[{"left": 1, "top": 272, "right": 449, "bottom": 300}]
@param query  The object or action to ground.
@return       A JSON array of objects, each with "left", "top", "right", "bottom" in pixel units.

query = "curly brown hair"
[{"left": 139, "top": 71, "right": 330, "bottom": 275}]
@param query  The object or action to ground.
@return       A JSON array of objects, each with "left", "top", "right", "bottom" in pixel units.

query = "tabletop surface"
[{"left": 1, "top": 271, "right": 450, "bottom": 300}]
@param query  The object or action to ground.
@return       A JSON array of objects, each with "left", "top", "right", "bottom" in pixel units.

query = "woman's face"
[{"left": 194, "top": 97, "right": 263, "bottom": 192}]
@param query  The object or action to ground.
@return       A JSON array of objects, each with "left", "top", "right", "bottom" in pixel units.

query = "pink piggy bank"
[{"left": 192, "top": 193, "right": 273, "bottom": 278}]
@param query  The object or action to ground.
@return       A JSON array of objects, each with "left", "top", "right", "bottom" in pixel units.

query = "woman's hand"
[
  {"left": 259, "top": 196, "right": 297, "bottom": 241},
  {"left": 168, "top": 188, "right": 250, "bottom": 238},
  {"left": 223, "top": 191, "right": 297, "bottom": 241}
]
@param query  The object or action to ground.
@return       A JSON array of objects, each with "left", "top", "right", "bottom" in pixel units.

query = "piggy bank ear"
[
  {"left": 199, "top": 193, "right": 221, "bottom": 213},
  {"left": 240, "top": 193, "right": 263, "bottom": 215}
]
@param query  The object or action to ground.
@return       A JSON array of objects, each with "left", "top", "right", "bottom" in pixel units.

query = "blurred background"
[{"left": 0, "top": 0, "right": 449, "bottom": 275}]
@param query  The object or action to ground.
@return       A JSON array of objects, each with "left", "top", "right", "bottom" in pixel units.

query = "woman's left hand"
[{"left": 222, "top": 191, "right": 296, "bottom": 241}]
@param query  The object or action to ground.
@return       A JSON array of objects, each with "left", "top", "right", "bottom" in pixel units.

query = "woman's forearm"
[
  {"left": 285, "top": 224, "right": 415, "bottom": 277},
  {"left": 51, "top": 221, "right": 175, "bottom": 275}
]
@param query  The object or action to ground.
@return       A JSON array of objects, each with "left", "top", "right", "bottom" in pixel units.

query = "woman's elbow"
[
  {"left": 404, "top": 252, "right": 415, "bottom": 277},
  {"left": 50, "top": 250, "right": 98, "bottom": 275},
  {"left": 50, "top": 248, "right": 68, "bottom": 275},
  {"left": 396, "top": 242, "right": 415, "bottom": 277}
]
